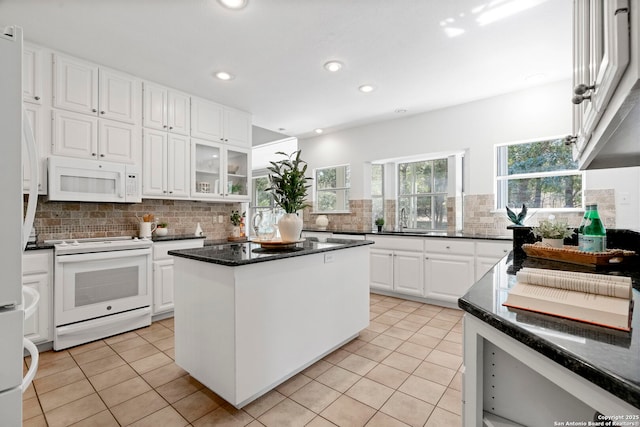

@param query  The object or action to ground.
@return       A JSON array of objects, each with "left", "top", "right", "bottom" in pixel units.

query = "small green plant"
[
  {"left": 267, "top": 150, "right": 312, "bottom": 214},
  {"left": 230, "top": 210, "right": 245, "bottom": 226},
  {"left": 375, "top": 217, "right": 384, "bottom": 226},
  {"left": 532, "top": 217, "right": 575, "bottom": 239},
  {"left": 157, "top": 222, "right": 168, "bottom": 228},
  {"left": 231, "top": 183, "right": 243, "bottom": 194},
  {"left": 506, "top": 204, "right": 528, "bottom": 226}
]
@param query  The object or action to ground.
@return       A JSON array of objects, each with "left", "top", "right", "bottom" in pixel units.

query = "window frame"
[
  {"left": 313, "top": 163, "right": 351, "bottom": 214},
  {"left": 371, "top": 163, "right": 385, "bottom": 227},
  {"left": 494, "top": 136, "right": 585, "bottom": 212}
]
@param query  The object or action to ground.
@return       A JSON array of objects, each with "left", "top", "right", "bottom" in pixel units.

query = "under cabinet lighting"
[{"left": 359, "top": 84, "right": 375, "bottom": 93}]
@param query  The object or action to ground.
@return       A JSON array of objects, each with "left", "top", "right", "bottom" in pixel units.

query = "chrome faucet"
[{"left": 399, "top": 208, "right": 408, "bottom": 231}]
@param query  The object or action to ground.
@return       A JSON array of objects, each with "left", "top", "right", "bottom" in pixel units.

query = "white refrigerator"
[{"left": 0, "top": 25, "right": 40, "bottom": 426}]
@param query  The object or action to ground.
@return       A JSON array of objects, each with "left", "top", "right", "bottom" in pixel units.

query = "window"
[
  {"left": 496, "top": 138, "right": 583, "bottom": 210},
  {"left": 371, "top": 164, "right": 384, "bottom": 226},
  {"left": 315, "top": 165, "right": 350, "bottom": 212},
  {"left": 398, "top": 158, "right": 448, "bottom": 231},
  {"left": 253, "top": 176, "right": 273, "bottom": 208}
]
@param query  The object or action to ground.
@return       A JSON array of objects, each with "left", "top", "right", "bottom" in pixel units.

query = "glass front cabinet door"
[{"left": 191, "top": 138, "right": 250, "bottom": 201}]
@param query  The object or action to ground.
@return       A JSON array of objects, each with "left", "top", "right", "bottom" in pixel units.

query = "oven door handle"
[{"left": 56, "top": 248, "right": 152, "bottom": 263}]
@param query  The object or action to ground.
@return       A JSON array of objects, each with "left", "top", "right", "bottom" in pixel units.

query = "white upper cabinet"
[
  {"left": 23, "top": 44, "right": 43, "bottom": 105},
  {"left": 191, "top": 138, "right": 250, "bottom": 201},
  {"left": 53, "top": 53, "right": 140, "bottom": 125},
  {"left": 191, "top": 97, "right": 224, "bottom": 141},
  {"left": 572, "top": 0, "right": 640, "bottom": 169},
  {"left": 143, "top": 82, "right": 190, "bottom": 135},
  {"left": 52, "top": 109, "right": 138, "bottom": 164},
  {"left": 22, "top": 104, "right": 49, "bottom": 194},
  {"left": 191, "top": 97, "right": 251, "bottom": 147},
  {"left": 142, "top": 129, "right": 190, "bottom": 199}
]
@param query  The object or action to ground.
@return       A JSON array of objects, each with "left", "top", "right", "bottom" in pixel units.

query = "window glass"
[
  {"left": 398, "top": 158, "right": 448, "bottom": 231},
  {"left": 371, "top": 164, "right": 384, "bottom": 226},
  {"left": 315, "top": 165, "right": 350, "bottom": 212},
  {"left": 496, "top": 138, "right": 583, "bottom": 209}
]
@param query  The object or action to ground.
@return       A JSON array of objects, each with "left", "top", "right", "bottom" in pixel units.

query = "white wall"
[{"left": 298, "top": 79, "right": 640, "bottom": 228}]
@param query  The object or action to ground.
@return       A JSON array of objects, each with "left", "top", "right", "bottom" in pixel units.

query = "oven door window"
[
  {"left": 75, "top": 266, "right": 139, "bottom": 307},
  {"left": 55, "top": 251, "right": 151, "bottom": 326}
]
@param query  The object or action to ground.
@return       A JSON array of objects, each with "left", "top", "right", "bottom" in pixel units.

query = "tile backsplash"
[{"left": 29, "top": 196, "right": 242, "bottom": 242}]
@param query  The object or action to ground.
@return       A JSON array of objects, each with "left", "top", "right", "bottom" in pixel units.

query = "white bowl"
[{"left": 155, "top": 227, "right": 168, "bottom": 236}]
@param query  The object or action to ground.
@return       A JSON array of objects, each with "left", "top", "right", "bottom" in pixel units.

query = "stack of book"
[{"left": 503, "top": 267, "right": 634, "bottom": 331}]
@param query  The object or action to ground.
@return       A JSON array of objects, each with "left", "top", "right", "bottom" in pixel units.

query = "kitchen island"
[
  {"left": 459, "top": 253, "right": 640, "bottom": 425},
  {"left": 169, "top": 238, "right": 373, "bottom": 408}
]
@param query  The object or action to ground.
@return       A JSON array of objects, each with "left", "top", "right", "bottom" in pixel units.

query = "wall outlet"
[
  {"left": 324, "top": 253, "right": 334, "bottom": 263},
  {"left": 218, "top": 215, "right": 224, "bottom": 223}
]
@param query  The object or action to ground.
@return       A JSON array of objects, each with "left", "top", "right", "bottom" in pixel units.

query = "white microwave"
[{"left": 48, "top": 156, "right": 141, "bottom": 203}]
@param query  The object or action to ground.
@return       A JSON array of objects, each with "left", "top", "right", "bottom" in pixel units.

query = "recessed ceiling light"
[
  {"left": 359, "top": 84, "right": 375, "bottom": 93},
  {"left": 314, "top": 128, "right": 324, "bottom": 134},
  {"left": 214, "top": 71, "right": 235, "bottom": 81},
  {"left": 395, "top": 109, "right": 407, "bottom": 114},
  {"left": 323, "top": 60, "right": 343, "bottom": 72},
  {"left": 218, "top": 0, "right": 248, "bottom": 10}
]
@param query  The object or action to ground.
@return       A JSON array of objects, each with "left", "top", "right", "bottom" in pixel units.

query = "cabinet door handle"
[
  {"left": 34, "top": 96, "right": 40, "bottom": 101},
  {"left": 100, "top": 111, "right": 105, "bottom": 115},
  {"left": 169, "top": 191, "right": 173, "bottom": 194},
  {"left": 92, "top": 108, "right": 97, "bottom": 113},
  {"left": 99, "top": 154, "right": 105, "bottom": 157},
  {"left": 163, "top": 125, "right": 168, "bottom": 129},
  {"left": 163, "top": 190, "right": 167, "bottom": 193},
  {"left": 446, "top": 246, "right": 451, "bottom": 249},
  {"left": 91, "top": 152, "right": 97, "bottom": 157},
  {"left": 572, "top": 94, "right": 591, "bottom": 104},
  {"left": 573, "top": 84, "right": 594, "bottom": 95},
  {"left": 169, "top": 126, "right": 173, "bottom": 130}
]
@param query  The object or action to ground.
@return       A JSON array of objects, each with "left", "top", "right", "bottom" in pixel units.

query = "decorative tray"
[
  {"left": 522, "top": 243, "right": 636, "bottom": 266},
  {"left": 250, "top": 238, "right": 305, "bottom": 249}
]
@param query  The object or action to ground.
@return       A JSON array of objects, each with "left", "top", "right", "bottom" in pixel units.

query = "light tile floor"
[{"left": 23, "top": 294, "right": 463, "bottom": 426}]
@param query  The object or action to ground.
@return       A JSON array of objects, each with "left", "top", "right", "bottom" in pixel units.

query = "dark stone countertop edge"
[
  {"left": 458, "top": 267, "right": 640, "bottom": 409},
  {"left": 169, "top": 239, "right": 374, "bottom": 267},
  {"left": 24, "top": 243, "right": 55, "bottom": 251},
  {"left": 303, "top": 229, "right": 512, "bottom": 241},
  {"left": 152, "top": 234, "right": 206, "bottom": 242}
]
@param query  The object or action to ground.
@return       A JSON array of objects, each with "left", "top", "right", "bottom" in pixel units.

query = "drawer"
[
  {"left": 23, "top": 250, "right": 52, "bottom": 275},
  {"left": 424, "top": 238, "right": 474, "bottom": 255},
  {"left": 366, "top": 235, "right": 423, "bottom": 251},
  {"left": 153, "top": 239, "right": 204, "bottom": 260},
  {"left": 476, "top": 241, "right": 512, "bottom": 258}
]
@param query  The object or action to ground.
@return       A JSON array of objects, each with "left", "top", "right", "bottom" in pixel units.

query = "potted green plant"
[
  {"left": 532, "top": 216, "right": 574, "bottom": 248},
  {"left": 375, "top": 217, "right": 384, "bottom": 232},
  {"left": 267, "top": 150, "right": 312, "bottom": 242},
  {"left": 230, "top": 210, "right": 245, "bottom": 238},
  {"left": 155, "top": 222, "right": 169, "bottom": 237}
]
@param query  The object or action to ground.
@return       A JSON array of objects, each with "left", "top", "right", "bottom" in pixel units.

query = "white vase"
[
  {"left": 315, "top": 215, "right": 329, "bottom": 230},
  {"left": 278, "top": 213, "right": 303, "bottom": 242},
  {"left": 541, "top": 238, "right": 564, "bottom": 248}
]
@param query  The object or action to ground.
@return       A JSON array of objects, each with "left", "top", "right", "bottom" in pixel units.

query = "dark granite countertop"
[
  {"left": 24, "top": 242, "right": 55, "bottom": 251},
  {"left": 459, "top": 253, "right": 640, "bottom": 409},
  {"left": 169, "top": 238, "right": 374, "bottom": 266},
  {"left": 151, "top": 234, "right": 206, "bottom": 242},
  {"left": 303, "top": 228, "right": 512, "bottom": 241}
]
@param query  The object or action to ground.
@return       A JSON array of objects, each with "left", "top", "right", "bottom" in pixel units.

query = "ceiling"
[{"left": 1, "top": 0, "right": 572, "bottom": 140}]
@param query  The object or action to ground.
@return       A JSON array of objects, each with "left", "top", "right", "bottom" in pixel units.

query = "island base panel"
[{"left": 174, "top": 246, "right": 370, "bottom": 408}]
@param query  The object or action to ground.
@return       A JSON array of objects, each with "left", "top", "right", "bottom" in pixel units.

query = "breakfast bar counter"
[{"left": 169, "top": 238, "right": 373, "bottom": 408}]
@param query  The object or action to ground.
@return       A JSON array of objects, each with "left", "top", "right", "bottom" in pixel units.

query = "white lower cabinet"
[
  {"left": 152, "top": 239, "right": 204, "bottom": 314},
  {"left": 369, "top": 236, "right": 424, "bottom": 297},
  {"left": 424, "top": 253, "right": 475, "bottom": 305},
  {"left": 368, "top": 235, "right": 511, "bottom": 307},
  {"left": 23, "top": 250, "right": 53, "bottom": 344},
  {"left": 475, "top": 241, "right": 512, "bottom": 281}
]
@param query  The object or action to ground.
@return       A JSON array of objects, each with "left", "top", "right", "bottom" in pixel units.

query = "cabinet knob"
[
  {"left": 572, "top": 94, "right": 591, "bottom": 104},
  {"left": 563, "top": 135, "right": 577, "bottom": 146},
  {"left": 100, "top": 111, "right": 105, "bottom": 115},
  {"left": 34, "top": 96, "right": 40, "bottom": 101},
  {"left": 169, "top": 126, "right": 173, "bottom": 130},
  {"left": 92, "top": 108, "right": 97, "bottom": 113},
  {"left": 163, "top": 190, "right": 168, "bottom": 193},
  {"left": 169, "top": 191, "right": 173, "bottom": 194},
  {"left": 573, "top": 84, "right": 594, "bottom": 95},
  {"left": 100, "top": 154, "right": 105, "bottom": 157},
  {"left": 163, "top": 125, "right": 168, "bottom": 129},
  {"left": 91, "top": 153, "right": 97, "bottom": 157},
  {"left": 446, "top": 246, "right": 451, "bottom": 249}
]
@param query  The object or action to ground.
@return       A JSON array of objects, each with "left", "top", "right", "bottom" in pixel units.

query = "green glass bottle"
[{"left": 579, "top": 204, "right": 606, "bottom": 252}]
